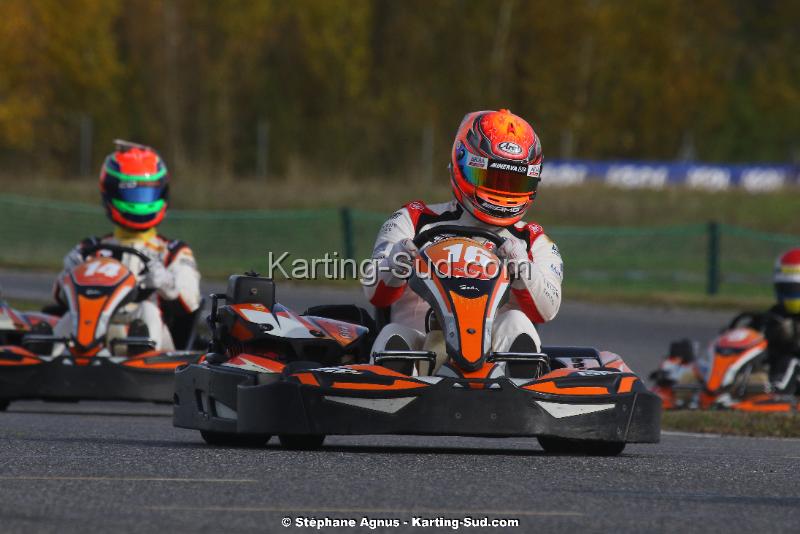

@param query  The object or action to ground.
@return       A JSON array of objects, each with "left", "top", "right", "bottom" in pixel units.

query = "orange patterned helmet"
[{"left": 449, "top": 109, "right": 542, "bottom": 226}]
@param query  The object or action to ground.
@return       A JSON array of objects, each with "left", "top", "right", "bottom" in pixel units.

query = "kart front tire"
[
  {"left": 537, "top": 436, "right": 626, "bottom": 456},
  {"left": 200, "top": 431, "right": 270, "bottom": 447},
  {"left": 279, "top": 434, "right": 326, "bottom": 450}
]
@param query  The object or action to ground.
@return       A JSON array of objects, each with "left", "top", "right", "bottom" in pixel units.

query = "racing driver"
[
  {"left": 739, "top": 249, "right": 800, "bottom": 393},
  {"left": 362, "top": 109, "right": 563, "bottom": 360},
  {"left": 52, "top": 140, "right": 201, "bottom": 350}
]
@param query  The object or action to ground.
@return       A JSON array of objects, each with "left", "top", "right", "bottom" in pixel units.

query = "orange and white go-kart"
[
  {"left": 0, "top": 244, "right": 201, "bottom": 409},
  {"left": 174, "top": 226, "right": 660, "bottom": 455}
]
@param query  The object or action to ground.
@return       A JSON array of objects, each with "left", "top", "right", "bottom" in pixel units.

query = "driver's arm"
[
  {"left": 52, "top": 237, "right": 101, "bottom": 305},
  {"left": 159, "top": 244, "right": 201, "bottom": 313},
  {"left": 361, "top": 207, "right": 416, "bottom": 307},
  {"left": 509, "top": 232, "right": 563, "bottom": 323}
]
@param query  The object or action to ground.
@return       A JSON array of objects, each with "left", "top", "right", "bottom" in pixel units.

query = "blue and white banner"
[{"left": 541, "top": 161, "right": 800, "bottom": 191}]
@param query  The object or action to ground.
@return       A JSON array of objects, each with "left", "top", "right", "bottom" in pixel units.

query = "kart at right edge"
[{"left": 173, "top": 225, "right": 661, "bottom": 455}]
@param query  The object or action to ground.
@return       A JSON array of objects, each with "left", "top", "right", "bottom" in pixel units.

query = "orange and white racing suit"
[
  {"left": 53, "top": 227, "right": 201, "bottom": 351},
  {"left": 361, "top": 200, "right": 563, "bottom": 356}
]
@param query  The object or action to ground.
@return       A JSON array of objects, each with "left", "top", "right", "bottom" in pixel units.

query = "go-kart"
[
  {"left": 651, "top": 314, "right": 798, "bottom": 412},
  {"left": 0, "top": 244, "right": 202, "bottom": 410},
  {"left": 174, "top": 226, "right": 661, "bottom": 455}
]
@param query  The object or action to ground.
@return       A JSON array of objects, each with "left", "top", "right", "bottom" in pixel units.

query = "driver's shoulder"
[
  {"left": 400, "top": 199, "right": 462, "bottom": 229},
  {"left": 398, "top": 199, "right": 453, "bottom": 216}
]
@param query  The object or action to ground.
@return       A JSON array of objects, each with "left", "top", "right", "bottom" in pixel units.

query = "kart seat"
[{"left": 226, "top": 274, "right": 276, "bottom": 308}]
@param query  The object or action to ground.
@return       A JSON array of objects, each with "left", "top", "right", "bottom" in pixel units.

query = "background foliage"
[{"left": 2, "top": 0, "right": 799, "bottom": 181}]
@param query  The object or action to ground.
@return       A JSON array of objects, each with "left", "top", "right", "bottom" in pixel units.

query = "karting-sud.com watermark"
[
  {"left": 282, "top": 515, "right": 520, "bottom": 530},
  {"left": 264, "top": 251, "right": 537, "bottom": 286}
]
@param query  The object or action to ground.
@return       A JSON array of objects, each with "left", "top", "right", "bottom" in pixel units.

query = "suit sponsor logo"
[{"left": 526, "top": 223, "right": 543, "bottom": 234}]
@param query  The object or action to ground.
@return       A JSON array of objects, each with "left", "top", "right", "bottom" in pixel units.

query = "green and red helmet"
[{"left": 99, "top": 140, "right": 169, "bottom": 230}]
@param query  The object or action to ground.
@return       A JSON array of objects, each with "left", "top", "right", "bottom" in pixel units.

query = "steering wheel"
[
  {"left": 412, "top": 224, "right": 506, "bottom": 250},
  {"left": 81, "top": 243, "right": 152, "bottom": 276}
]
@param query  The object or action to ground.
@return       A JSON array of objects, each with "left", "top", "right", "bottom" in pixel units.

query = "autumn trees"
[{"left": 0, "top": 0, "right": 797, "bottom": 179}]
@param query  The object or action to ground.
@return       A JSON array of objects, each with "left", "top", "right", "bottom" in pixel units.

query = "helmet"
[
  {"left": 99, "top": 140, "right": 169, "bottom": 230},
  {"left": 449, "top": 109, "right": 542, "bottom": 226},
  {"left": 774, "top": 249, "right": 800, "bottom": 314}
]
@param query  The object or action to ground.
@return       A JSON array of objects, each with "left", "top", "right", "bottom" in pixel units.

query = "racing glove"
[
  {"left": 386, "top": 238, "right": 420, "bottom": 280},
  {"left": 63, "top": 248, "right": 85, "bottom": 271},
  {"left": 143, "top": 258, "right": 177, "bottom": 298},
  {"left": 497, "top": 236, "right": 530, "bottom": 282}
]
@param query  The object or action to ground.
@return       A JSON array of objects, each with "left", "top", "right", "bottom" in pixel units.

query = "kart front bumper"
[
  {"left": 173, "top": 363, "right": 661, "bottom": 443},
  {"left": 0, "top": 352, "right": 200, "bottom": 403}
]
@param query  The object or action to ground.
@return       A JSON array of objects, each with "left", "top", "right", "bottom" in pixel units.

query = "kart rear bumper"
[{"left": 174, "top": 363, "right": 661, "bottom": 443}]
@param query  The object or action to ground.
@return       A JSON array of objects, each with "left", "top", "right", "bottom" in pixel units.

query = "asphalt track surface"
[{"left": 2, "top": 270, "right": 799, "bottom": 533}]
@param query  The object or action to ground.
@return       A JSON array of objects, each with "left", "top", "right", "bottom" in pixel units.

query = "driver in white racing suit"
[
  {"left": 52, "top": 141, "right": 200, "bottom": 351},
  {"left": 362, "top": 109, "right": 562, "bottom": 358}
]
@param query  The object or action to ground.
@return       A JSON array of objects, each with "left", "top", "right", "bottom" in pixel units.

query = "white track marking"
[
  {"left": 145, "top": 505, "right": 583, "bottom": 517},
  {"left": 0, "top": 476, "right": 257, "bottom": 483},
  {"left": 660, "top": 430, "right": 722, "bottom": 439}
]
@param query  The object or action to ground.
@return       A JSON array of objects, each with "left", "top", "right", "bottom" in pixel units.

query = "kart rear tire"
[
  {"left": 200, "top": 431, "right": 270, "bottom": 448},
  {"left": 0, "top": 400, "right": 8, "bottom": 412},
  {"left": 279, "top": 434, "right": 326, "bottom": 450},
  {"left": 537, "top": 436, "right": 626, "bottom": 456}
]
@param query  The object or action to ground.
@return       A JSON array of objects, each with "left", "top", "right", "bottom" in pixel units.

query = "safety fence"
[{"left": 1, "top": 194, "right": 796, "bottom": 299}]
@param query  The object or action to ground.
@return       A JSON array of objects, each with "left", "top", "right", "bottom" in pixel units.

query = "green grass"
[
  {"left": 2, "top": 298, "right": 46, "bottom": 311},
  {"left": 662, "top": 410, "right": 800, "bottom": 438},
  {"left": 1, "top": 174, "right": 797, "bottom": 233},
  {"left": 565, "top": 289, "right": 772, "bottom": 311},
  {"left": 0, "top": 175, "right": 796, "bottom": 309}
]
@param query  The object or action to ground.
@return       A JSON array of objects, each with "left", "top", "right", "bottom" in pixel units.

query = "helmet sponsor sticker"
[
  {"left": 467, "top": 154, "right": 488, "bottom": 169},
  {"left": 488, "top": 161, "right": 527, "bottom": 173},
  {"left": 476, "top": 197, "right": 525, "bottom": 215},
  {"left": 527, "top": 164, "right": 541, "bottom": 177},
  {"left": 498, "top": 141, "right": 522, "bottom": 155}
]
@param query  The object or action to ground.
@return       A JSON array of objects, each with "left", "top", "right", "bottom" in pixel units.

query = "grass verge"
[
  {"left": 662, "top": 410, "right": 800, "bottom": 438},
  {"left": 2, "top": 175, "right": 798, "bottom": 233},
  {"left": 566, "top": 288, "right": 772, "bottom": 311}
]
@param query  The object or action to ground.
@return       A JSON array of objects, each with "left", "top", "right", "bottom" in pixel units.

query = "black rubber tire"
[
  {"left": 537, "top": 436, "right": 626, "bottom": 456},
  {"left": 200, "top": 431, "right": 270, "bottom": 447},
  {"left": 0, "top": 400, "right": 9, "bottom": 412},
  {"left": 278, "top": 434, "right": 326, "bottom": 450}
]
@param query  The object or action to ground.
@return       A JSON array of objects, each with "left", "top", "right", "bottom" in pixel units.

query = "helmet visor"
[
  {"left": 113, "top": 184, "right": 166, "bottom": 204},
  {"left": 776, "top": 282, "right": 800, "bottom": 299},
  {"left": 457, "top": 146, "right": 540, "bottom": 195}
]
